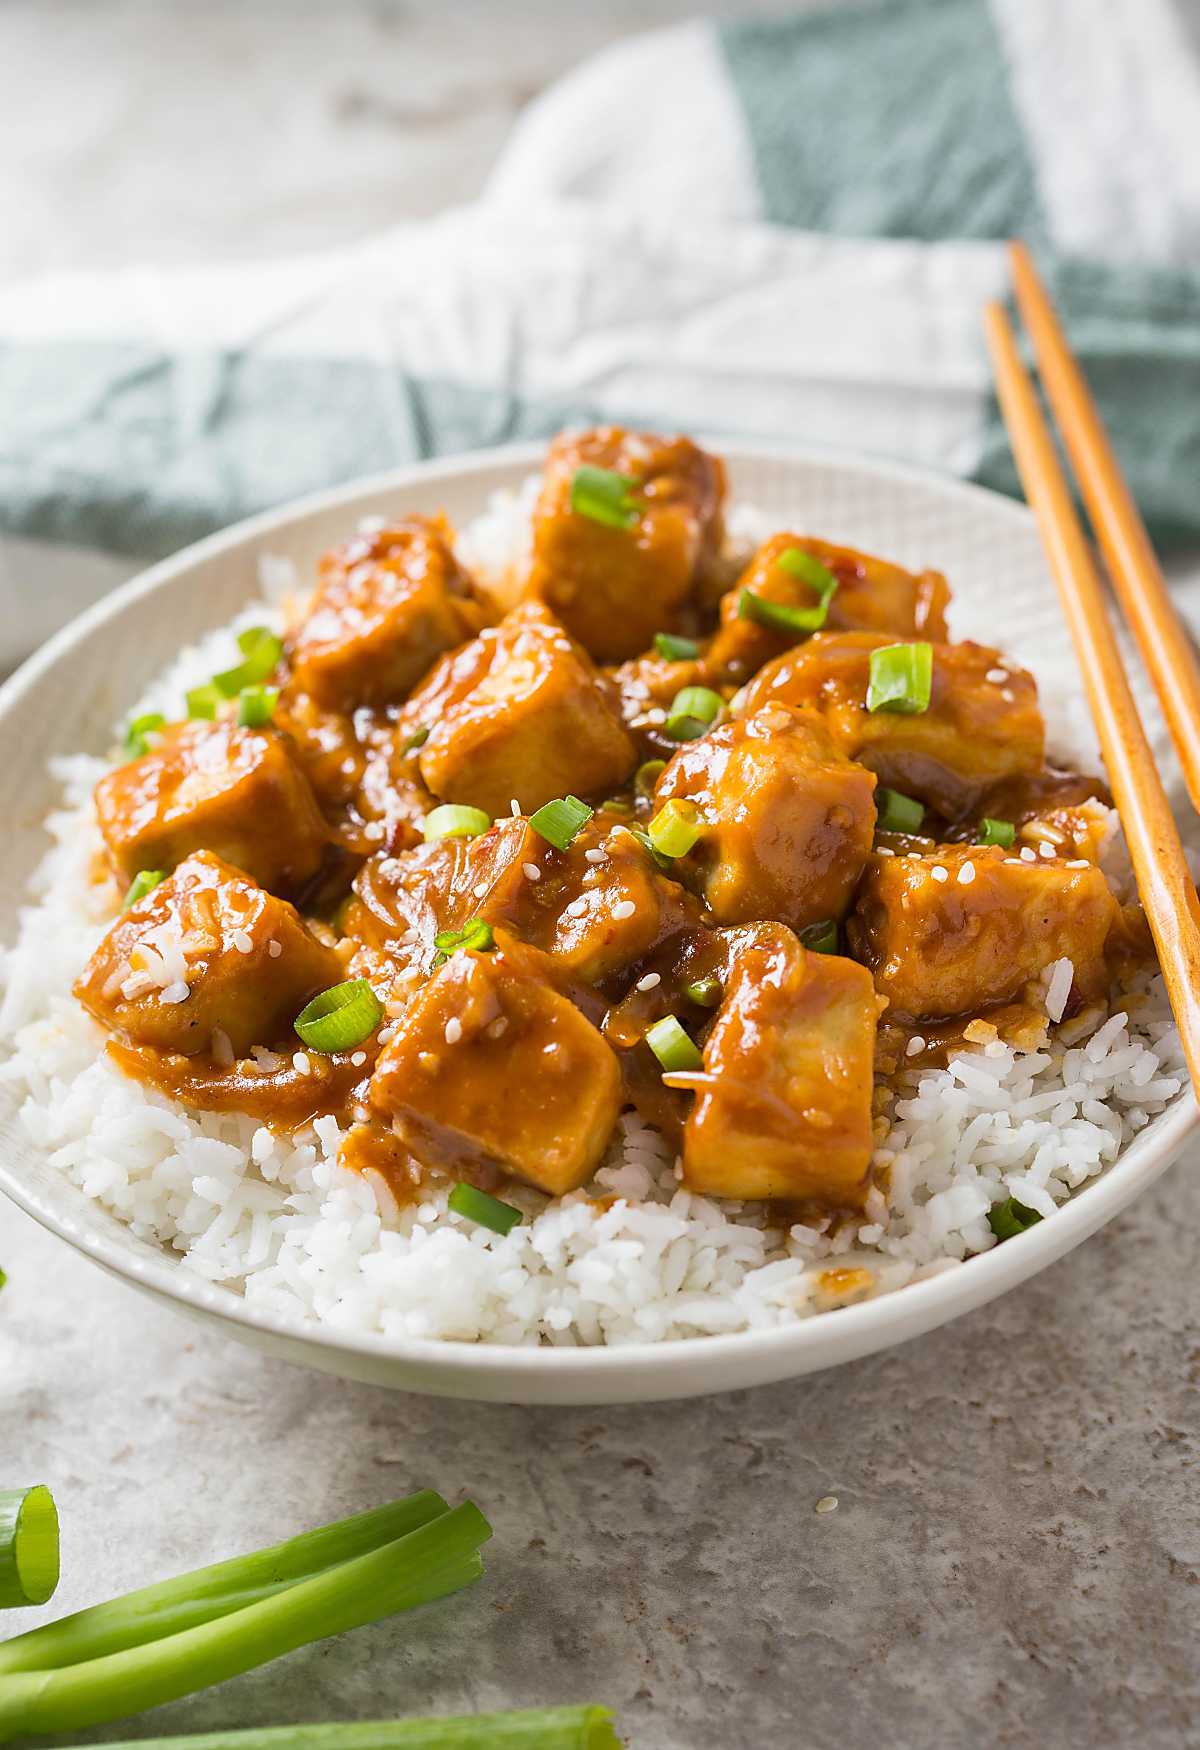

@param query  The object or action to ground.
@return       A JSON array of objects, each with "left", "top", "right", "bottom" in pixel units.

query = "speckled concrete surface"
[{"left": 4, "top": 1151, "right": 1199, "bottom": 1749}]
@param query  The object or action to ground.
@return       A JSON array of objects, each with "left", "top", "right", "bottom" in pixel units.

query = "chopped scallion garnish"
[
  {"left": 664, "top": 685, "right": 723, "bottom": 742},
  {"left": 568, "top": 464, "right": 641, "bottom": 529},
  {"left": 237, "top": 685, "right": 279, "bottom": 728},
  {"left": 987, "top": 1195, "right": 1043, "bottom": 1241},
  {"left": 647, "top": 798, "right": 703, "bottom": 859},
  {"left": 433, "top": 917, "right": 495, "bottom": 960},
  {"left": 123, "top": 712, "right": 165, "bottom": 758},
  {"left": 737, "top": 547, "right": 838, "bottom": 636},
  {"left": 185, "top": 683, "right": 224, "bottom": 721},
  {"left": 634, "top": 759, "right": 666, "bottom": 798},
  {"left": 403, "top": 726, "right": 430, "bottom": 753},
  {"left": 422, "top": 804, "right": 492, "bottom": 844},
  {"left": 0, "top": 1486, "right": 59, "bottom": 1610},
  {"left": 645, "top": 1014, "right": 703, "bottom": 1074},
  {"left": 294, "top": 979, "right": 383, "bottom": 1053},
  {"left": 529, "top": 795, "right": 593, "bottom": 852},
  {"left": 214, "top": 628, "right": 284, "bottom": 699},
  {"left": 122, "top": 870, "right": 166, "bottom": 911},
  {"left": 800, "top": 919, "right": 838, "bottom": 954},
  {"left": 447, "top": 1182, "right": 522, "bottom": 1235},
  {"left": 875, "top": 788, "right": 925, "bottom": 835},
  {"left": 978, "top": 817, "right": 1016, "bottom": 848},
  {"left": 653, "top": 632, "right": 700, "bottom": 661},
  {"left": 600, "top": 799, "right": 630, "bottom": 815},
  {"left": 866, "top": 643, "right": 933, "bottom": 714},
  {"left": 683, "top": 976, "right": 721, "bottom": 1008}
]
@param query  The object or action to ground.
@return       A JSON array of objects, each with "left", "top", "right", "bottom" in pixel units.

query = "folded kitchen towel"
[{"left": 1, "top": 0, "right": 1198, "bottom": 661}]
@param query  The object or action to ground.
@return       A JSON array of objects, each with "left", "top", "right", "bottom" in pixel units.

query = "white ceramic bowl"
[{"left": 1, "top": 442, "right": 1194, "bottom": 1404}]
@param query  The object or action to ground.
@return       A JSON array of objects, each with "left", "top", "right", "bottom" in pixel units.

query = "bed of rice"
[{"left": 0, "top": 487, "right": 1187, "bottom": 1347}]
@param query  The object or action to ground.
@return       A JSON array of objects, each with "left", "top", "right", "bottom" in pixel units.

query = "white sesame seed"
[
  {"left": 159, "top": 980, "right": 190, "bottom": 1005},
  {"left": 814, "top": 1495, "right": 839, "bottom": 1515},
  {"left": 522, "top": 863, "right": 541, "bottom": 882},
  {"left": 267, "top": 940, "right": 282, "bottom": 958},
  {"left": 612, "top": 899, "right": 636, "bottom": 919},
  {"left": 510, "top": 798, "right": 521, "bottom": 816},
  {"left": 930, "top": 866, "right": 949, "bottom": 883},
  {"left": 906, "top": 1036, "right": 926, "bottom": 1057},
  {"left": 985, "top": 667, "right": 1008, "bottom": 683},
  {"left": 957, "top": 861, "right": 976, "bottom": 885},
  {"left": 876, "top": 846, "right": 895, "bottom": 857},
  {"left": 444, "top": 1017, "right": 463, "bottom": 1045},
  {"left": 636, "top": 972, "right": 661, "bottom": 992},
  {"left": 473, "top": 882, "right": 489, "bottom": 898},
  {"left": 231, "top": 928, "right": 253, "bottom": 954},
  {"left": 350, "top": 1050, "right": 367, "bottom": 1067},
  {"left": 1066, "top": 858, "right": 1089, "bottom": 869},
  {"left": 1039, "top": 841, "right": 1056, "bottom": 859},
  {"left": 584, "top": 848, "right": 606, "bottom": 865},
  {"left": 292, "top": 1051, "right": 312, "bottom": 1075},
  {"left": 1020, "top": 847, "right": 1037, "bottom": 863},
  {"left": 646, "top": 707, "right": 667, "bottom": 725},
  {"left": 486, "top": 1016, "right": 508, "bottom": 1040},
  {"left": 1000, "top": 688, "right": 1016, "bottom": 703},
  {"left": 363, "top": 821, "right": 385, "bottom": 842},
  {"left": 565, "top": 897, "right": 588, "bottom": 918}
]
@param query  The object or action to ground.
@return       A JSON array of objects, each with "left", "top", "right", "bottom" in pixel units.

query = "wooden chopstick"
[
  {"left": 1009, "top": 241, "right": 1200, "bottom": 814},
  {"left": 983, "top": 299, "right": 1200, "bottom": 1094}
]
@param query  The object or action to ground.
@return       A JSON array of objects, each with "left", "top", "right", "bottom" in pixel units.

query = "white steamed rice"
[{"left": 0, "top": 487, "right": 1187, "bottom": 1346}]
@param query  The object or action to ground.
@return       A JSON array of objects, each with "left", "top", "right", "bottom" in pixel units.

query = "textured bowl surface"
[{"left": 2, "top": 441, "right": 1195, "bottom": 1404}]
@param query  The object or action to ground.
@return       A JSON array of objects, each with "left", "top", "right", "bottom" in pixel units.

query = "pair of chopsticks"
[{"left": 985, "top": 245, "right": 1200, "bottom": 1093}]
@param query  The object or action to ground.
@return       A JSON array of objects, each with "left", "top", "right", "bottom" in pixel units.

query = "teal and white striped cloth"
[{"left": 2, "top": 0, "right": 1198, "bottom": 662}]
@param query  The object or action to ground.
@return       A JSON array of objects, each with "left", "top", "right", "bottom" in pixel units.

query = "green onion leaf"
[
  {"left": 653, "top": 632, "right": 700, "bottom": 661},
  {"left": 403, "top": 726, "right": 430, "bottom": 753},
  {"left": 876, "top": 788, "right": 925, "bottom": 835},
  {"left": 185, "top": 683, "right": 224, "bottom": 721},
  {"left": 122, "top": 870, "right": 166, "bottom": 911},
  {"left": 737, "top": 547, "right": 839, "bottom": 636},
  {"left": 448, "top": 1182, "right": 522, "bottom": 1235},
  {"left": 0, "top": 1267, "right": 6, "bottom": 1293},
  {"left": 600, "top": 798, "right": 630, "bottom": 814},
  {"left": 627, "top": 827, "right": 672, "bottom": 872},
  {"left": 422, "top": 804, "right": 492, "bottom": 844},
  {"left": 645, "top": 1014, "right": 703, "bottom": 1074},
  {"left": 634, "top": 759, "right": 666, "bottom": 798},
  {"left": 64, "top": 1707, "right": 622, "bottom": 1748},
  {"left": 236, "top": 685, "right": 279, "bottom": 728},
  {"left": 123, "top": 712, "right": 165, "bottom": 758},
  {"left": 987, "top": 1195, "right": 1044, "bottom": 1241},
  {"left": 213, "top": 628, "right": 284, "bottom": 699},
  {"left": 683, "top": 976, "right": 722, "bottom": 1008},
  {"left": 433, "top": 917, "right": 495, "bottom": 959},
  {"left": 294, "top": 979, "right": 383, "bottom": 1053},
  {"left": 978, "top": 817, "right": 1016, "bottom": 848},
  {"left": 529, "top": 794, "right": 593, "bottom": 852},
  {"left": 0, "top": 1486, "right": 59, "bottom": 1610},
  {"left": 866, "top": 642, "right": 933, "bottom": 714},
  {"left": 800, "top": 919, "right": 838, "bottom": 954},
  {"left": 664, "top": 685, "right": 723, "bottom": 742},
  {"left": 569, "top": 464, "right": 641, "bottom": 529},
  {"left": 647, "top": 798, "right": 703, "bottom": 859}
]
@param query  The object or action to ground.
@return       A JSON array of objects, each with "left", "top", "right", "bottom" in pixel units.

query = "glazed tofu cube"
[
  {"left": 738, "top": 631, "right": 1044, "bottom": 816},
  {"left": 846, "top": 843, "right": 1119, "bottom": 1019},
  {"left": 74, "top": 851, "right": 343, "bottom": 1057},
  {"left": 94, "top": 721, "right": 329, "bottom": 896},
  {"left": 654, "top": 706, "right": 877, "bottom": 931},
  {"left": 708, "top": 534, "right": 951, "bottom": 684},
  {"left": 290, "top": 515, "right": 487, "bottom": 710},
  {"left": 369, "top": 936, "right": 621, "bottom": 1194},
  {"left": 522, "top": 427, "right": 726, "bottom": 661},
  {"left": 683, "top": 923, "right": 879, "bottom": 1205},
  {"left": 414, "top": 603, "right": 636, "bottom": 817}
]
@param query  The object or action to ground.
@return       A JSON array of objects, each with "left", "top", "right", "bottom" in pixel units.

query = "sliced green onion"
[
  {"left": 236, "top": 685, "right": 278, "bottom": 728},
  {"left": 529, "top": 795, "right": 593, "bottom": 852},
  {"left": 422, "top": 804, "right": 492, "bottom": 844},
  {"left": 988, "top": 1195, "right": 1044, "bottom": 1241},
  {"left": 634, "top": 759, "right": 666, "bottom": 798},
  {"left": 123, "top": 712, "right": 165, "bottom": 758},
  {"left": 599, "top": 798, "right": 630, "bottom": 815},
  {"left": 0, "top": 1487, "right": 59, "bottom": 1610},
  {"left": 866, "top": 642, "right": 933, "bottom": 714},
  {"left": 185, "top": 683, "right": 224, "bottom": 721},
  {"left": 294, "top": 979, "right": 382, "bottom": 1053},
  {"left": 433, "top": 917, "right": 495, "bottom": 959},
  {"left": 738, "top": 548, "right": 838, "bottom": 637},
  {"left": 73, "top": 1707, "right": 621, "bottom": 1748},
  {"left": 213, "top": 628, "right": 284, "bottom": 699},
  {"left": 403, "top": 726, "right": 430, "bottom": 753},
  {"left": 664, "top": 685, "right": 723, "bottom": 742},
  {"left": 122, "top": 870, "right": 166, "bottom": 911},
  {"left": 978, "top": 817, "right": 1016, "bottom": 848},
  {"left": 645, "top": 1014, "right": 703, "bottom": 1074},
  {"left": 0, "top": 1268, "right": 6, "bottom": 1293},
  {"left": 447, "top": 1183, "right": 522, "bottom": 1236},
  {"left": 568, "top": 464, "right": 641, "bottom": 530},
  {"left": 627, "top": 827, "right": 671, "bottom": 872},
  {"left": 876, "top": 788, "right": 925, "bottom": 835},
  {"left": 653, "top": 632, "right": 699, "bottom": 661},
  {"left": 800, "top": 919, "right": 838, "bottom": 954},
  {"left": 647, "top": 798, "right": 703, "bottom": 859},
  {"left": 683, "top": 976, "right": 722, "bottom": 1008}
]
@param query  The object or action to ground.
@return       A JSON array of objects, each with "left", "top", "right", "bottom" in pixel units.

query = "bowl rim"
[{"left": 2, "top": 436, "right": 1196, "bottom": 1387}]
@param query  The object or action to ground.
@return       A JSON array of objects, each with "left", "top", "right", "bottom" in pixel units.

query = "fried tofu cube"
[
  {"left": 290, "top": 515, "right": 487, "bottom": 710},
  {"left": 846, "top": 843, "right": 1119, "bottom": 1019},
  {"left": 522, "top": 427, "right": 727, "bottom": 661},
  {"left": 94, "top": 721, "right": 329, "bottom": 896},
  {"left": 414, "top": 603, "right": 636, "bottom": 817},
  {"left": 708, "top": 534, "right": 951, "bottom": 683},
  {"left": 74, "top": 851, "right": 343, "bottom": 1057},
  {"left": 683, "top": 923, "right": 879, "bottom": 1205},
  {"left": 369, "top": 936, "right": 621, "bottom": 1194},
  {"left": 738, "top": 631, "right": 1044, "bottom": 816},
  {"left": 654, "top": 706, "right": 876, "bottom": 931}
]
